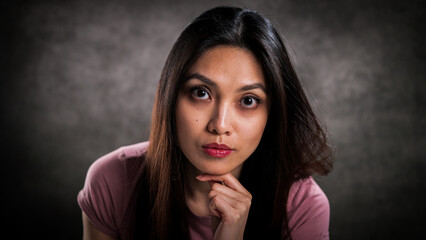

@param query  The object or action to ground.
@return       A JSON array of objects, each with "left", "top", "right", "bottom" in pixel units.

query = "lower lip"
[{"left": 203, "top": 148, "right": 233, "bottom": 158}]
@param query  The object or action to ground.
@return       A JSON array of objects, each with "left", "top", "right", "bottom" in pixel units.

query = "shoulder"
[
  {"left": 85, "top": 141, "right": 149, "bottom": 183},
  {"left": 81, "top": 141, "right": 149, "bottom": 194},
  {"left": 77, "top": 141, "right": 149, "bottom": 238},
  {"left": 287, "top": 177, "right": 330, "bottom": 240}
]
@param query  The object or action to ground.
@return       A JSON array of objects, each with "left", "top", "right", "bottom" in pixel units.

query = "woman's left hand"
[{"left": 196, "top": 173, "right": 252, "bottom": 240}]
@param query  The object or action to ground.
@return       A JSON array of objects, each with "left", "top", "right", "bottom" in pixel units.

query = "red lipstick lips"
[{"left": 202, "top": 143, "right": 234, "bottom": 158}]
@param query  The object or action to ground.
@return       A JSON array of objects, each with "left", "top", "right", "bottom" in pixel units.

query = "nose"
[{"left": 207, "top": 102, "right": 233, "bottom": 135}]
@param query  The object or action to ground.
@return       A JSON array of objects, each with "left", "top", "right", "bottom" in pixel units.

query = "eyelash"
[
  {"left": 190, "top": 86, "right": 211, "bottom": 100},
  {"left": 189, "top": 86, "right": 263, "bottom": 110},
  {"left": 240, "top": 95, "right": 262, "bottom": 110}
]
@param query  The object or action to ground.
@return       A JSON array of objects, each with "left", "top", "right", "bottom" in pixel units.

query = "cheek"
[
  {"left": 238, "top": 111, "right": 269, "bottom": 141},
  {"left": 176, "top": 104, "right": 190, "bottom": 141},
  {"left": 175, "top": 99, "right": 204, "bottom": 143}
]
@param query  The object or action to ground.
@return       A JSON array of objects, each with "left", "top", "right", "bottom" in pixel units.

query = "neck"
[{"left": 184, "top": 163, "right": 211, "bottom": 216}]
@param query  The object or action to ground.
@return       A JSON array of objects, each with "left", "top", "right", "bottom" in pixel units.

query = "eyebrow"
[
  {"left": 186, "top": 73, "right": 267, "bottom": 93},
  {"left": 186, "top": 73, "right": 217, "bottom": 87}
]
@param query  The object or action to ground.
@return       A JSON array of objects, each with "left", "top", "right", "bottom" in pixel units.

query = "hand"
[{"left": 196, "top": 173, "right": 252, "bottom": 240}]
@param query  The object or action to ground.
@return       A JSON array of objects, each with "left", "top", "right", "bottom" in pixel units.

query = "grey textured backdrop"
[{"left": 3, "top": 0, "right": 425, "bottom": 239}]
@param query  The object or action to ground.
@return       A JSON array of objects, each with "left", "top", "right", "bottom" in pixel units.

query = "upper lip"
[{"left": 202, "top": 143, "right": 233, "bottom": 150}]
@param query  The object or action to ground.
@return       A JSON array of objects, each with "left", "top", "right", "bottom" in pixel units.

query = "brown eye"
[
  {"left": 240, "top": 96, "right": 259, "bottom": 109},
  {"left": 191, "top": 88, "right": 210, "bottom": 100}
]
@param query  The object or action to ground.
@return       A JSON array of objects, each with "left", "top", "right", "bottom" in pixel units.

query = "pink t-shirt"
[{"left": 78, "top": 142, "right": 330, "bottom": 239}]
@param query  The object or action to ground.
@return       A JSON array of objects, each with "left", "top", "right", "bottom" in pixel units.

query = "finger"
[
  {"left": 196, "top": 173, "right": 252, "bottom": 198},
  {"left": 209, "top": 194, "right": 247, "bottom": 225},
  {"left": 208, "top": 190, "right": 245, "bottom": 210},
  {"left": 209, "top": 194, "right": 235, "bottom": 219},
  {"left": 208, "top": 194, "right": 223, "bottom": 218},
  {"left": 196, "top": 173, "right": 240, "bottom": 190},
  {"left": 207, "top": 180, "right": 223, "bottom": 188},
  {"left": 209, "top": 182, "right": 250, "bottom": 203},
  {"left": 209, "top": 206, "right": 222, "bottom": 218}
]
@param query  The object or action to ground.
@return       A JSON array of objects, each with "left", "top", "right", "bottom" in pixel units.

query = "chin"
[
  {"left": 200, "top": 168, "right": 228, "bottom": 176},
  {"left": 198, "top": 163, "right": 238, "bottom": 176},
  {"left": 204, "top": 170, "right": 230, "bottom": 176}
]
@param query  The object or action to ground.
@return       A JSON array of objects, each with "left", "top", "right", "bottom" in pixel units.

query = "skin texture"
[
  {"left": 176, "top": 45, "right": 270, "bottom": 177},
  {"left": 176, "top": 45, "right": 270, "bottom": 239}
]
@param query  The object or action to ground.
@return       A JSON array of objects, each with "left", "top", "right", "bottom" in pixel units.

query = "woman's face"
[{"left": 175, "top": 45, "right": 270, "bottom": 177}]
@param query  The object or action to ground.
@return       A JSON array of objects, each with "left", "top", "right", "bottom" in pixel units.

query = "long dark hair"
[{"left": 135, "top": 6, "right": 333, "bottom": 240}]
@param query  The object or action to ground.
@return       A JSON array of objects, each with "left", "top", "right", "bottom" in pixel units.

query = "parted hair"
[{"left": 135, "top": 6, "right": 333, "bottom": 240}]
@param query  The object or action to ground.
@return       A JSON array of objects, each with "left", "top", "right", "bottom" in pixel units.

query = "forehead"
[{"left": 187, "top": 45, "right": 266, "bottom": 87}]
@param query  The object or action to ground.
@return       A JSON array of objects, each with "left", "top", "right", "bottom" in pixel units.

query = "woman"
[{"left": 78, "top": 6, "right": 333, "bottom": 240}]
